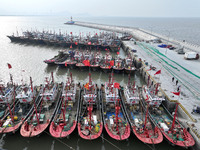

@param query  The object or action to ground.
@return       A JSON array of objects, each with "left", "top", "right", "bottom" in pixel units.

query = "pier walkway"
[{"left": 75, "top": 21, "right": 200, "bottom": 53}]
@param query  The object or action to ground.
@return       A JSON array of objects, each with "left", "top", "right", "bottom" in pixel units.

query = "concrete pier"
[{"left": 73, "top": 21, "right": 200, "bottom": 149}]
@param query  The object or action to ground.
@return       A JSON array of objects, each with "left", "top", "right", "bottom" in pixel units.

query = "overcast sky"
[{"left": 0, "top": 0, "right": 200, "bottom": 17}]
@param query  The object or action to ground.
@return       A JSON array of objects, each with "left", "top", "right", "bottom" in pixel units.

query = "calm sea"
[{"left": 0, "top": 16, "right": 195, "bottom": 150}]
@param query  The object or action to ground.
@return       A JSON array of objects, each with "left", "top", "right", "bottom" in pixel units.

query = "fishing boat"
[
  {"left": 76, "top": 50, "right": 91, "bottom": 71},
  {"left": 124, "top": 55, "right": 136, "bottom": 74},
  {"left": 142, "top": 84, "right": 195, "bottom": 147},
  {"left": 0, "top": 75, "right": 15, "bottom": 119},
  {"left": 49, "top": 73, "right": 81, "bottom": 138},
  {"left": 20, "top": 73, "right": 61, "bottom": 137},
  {"left": 120, "top": 75, "right": 163, "bottom": 144},
  {"left": 100, "top": 52, "right": 113, "bottom": 73},
  {"left": 90, "top": 51, "right": 102, "bottom": 71},
  {"left": 65, "top": 50, "right": 77, "bottom": 69},
  {"left": 44, "top": 51, "right": 66, "bottom": 65},
  {"left": 55, "top": 50, "right": 69, "bottom": 67},
  {"left": 78, "top": 73, "right": 103, "bottom": 140},
  {"left": 112, "top": 55, "right": 124, "bottom": 73},
  {"left": 101, "top": 73, "right": 130, "bottom": 140},
  {"left": 0, "top": 77, "right": 40, "bottom": 134},
  {"left": 109, "top": 39, "right": 121, "bottom": 52}
]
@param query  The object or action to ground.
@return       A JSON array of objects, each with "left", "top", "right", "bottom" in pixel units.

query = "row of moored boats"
[
  {"left": 44, "top": 50, "right": 136, "bottom": 74},
  {"left": 0, "top": 73, "right": 195, "bottom": 148},
  {"left": 7, "top": 31, "right": 122, "bottom": 51}
]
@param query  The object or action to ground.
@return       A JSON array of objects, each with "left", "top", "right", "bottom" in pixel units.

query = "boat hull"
[
  {"left": 90, "top": 65, "right": 100, "bottom": 71},
  {"left": 104, "top": 123, "right": 130, "bottom": 140},
  {"left": 78, "top": 122, "right": 103, "bottom": 140},
  {"left": 132, "top": 126, "right": 163, "bottom": 144},
  {"left": 100, "top": 66, "right": 112, "bottom": 73},
  {"left": 20, "top": 121, "right": 50, "bottom": 137},
  {"left": 125, "top": 68, "right": 136, "bottom": 74},
  {"left": 49, "top": 121, "right": 77, "bottom": 138},
  {"left": 113, "top": 68, "right": 124, "bottom": 74}
]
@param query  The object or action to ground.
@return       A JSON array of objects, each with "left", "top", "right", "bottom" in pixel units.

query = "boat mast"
[
  {"left": 31, "top": 77, "right": 40, "bottom": 125},
  {"left": 88, "top": 99, "right": 93, "bottom": 130},
  {"left": 115, "top": 98, "right": 120, "bottom": 134},
  {"left": 8, "top": 85, "right": 15, "bottom": 123},
  {"left": 171, "top": 103, "right": 179, "bottom": 131},
  {"left": 144, "top": 103, "right": 149, "bottom": 130},
  {"left": 155, "top": 83, "right": 159, "bottom": 95}
]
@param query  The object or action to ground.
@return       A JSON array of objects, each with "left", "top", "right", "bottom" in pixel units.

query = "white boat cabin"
[
  {"left": 142, "top": 85, "right": 165, "bottom": 107},
  {"left": 83, "top": 84, "right": 97, "bottom": 103},
  {"left": 15, "top": 85, "right": 34, "bottom": 103},
  {"left": 74, "top": 51, "right": 82, "bottom": 61},
  {"left": 105, "top": 82, "right": 119, "bottom": 103},
  {"left": 124, "top": 85, "right": 140, "bottom": 104},
  {"left": 40, "top": 83, "right": 58, "bottom": 101},
  {"left": 62, "top": 82, "right": 76, "bottom": 102},
  {"left": 125, "top": 58, "right": 132, "bottom": 65}
]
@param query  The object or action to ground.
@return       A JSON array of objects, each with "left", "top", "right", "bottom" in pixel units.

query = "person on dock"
[
  {"left": 172, "top": 77, "right": 174, "bottom": 82},
  {"left": 176, "top": 80, "right": 178, "bottom": 86}
]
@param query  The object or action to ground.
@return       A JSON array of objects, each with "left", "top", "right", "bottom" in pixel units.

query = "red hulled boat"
[
  {"left": 100, "top": 51, "right": 113, "bottom": 73},
  {"left": 0, "top": 77, "right": 41, "bottom": 134},
  {"left": 142, "top": 84, "right": 195, "bottom": 148},
  {"left": 101, "top": 73, "right": 130, "bottom": 140},
  {"left": 49, "top": 73, "right": 81, "bottom": 138},
  {"left": 90, "top": 51, "right": 102, "bottom": 71},
  {"left": 112, "top": 55, "right": 124, "bottom": 73},
  {"left": 78, "top": 73, "right": 103, "bottom": 140},
  {"left": 124, "top": 55, "right": 136, "bottom": 74},
  {"left": 121, "top": 75, "right": 163, "bottom": 144},
  {"left": 20, "top": 72, "right": 60, "bottom": 137}
]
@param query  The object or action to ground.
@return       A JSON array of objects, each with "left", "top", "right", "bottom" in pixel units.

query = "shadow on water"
[
  {"left": 0, "top": 125, "right": 189, "bottom": 150},
  {"left": 45, "top": 65, "right": 58, "bottom": 73}
]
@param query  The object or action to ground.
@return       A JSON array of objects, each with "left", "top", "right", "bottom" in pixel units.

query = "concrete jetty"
[{"left": 73, "top": 21, "right": 200, "bottom": 149}]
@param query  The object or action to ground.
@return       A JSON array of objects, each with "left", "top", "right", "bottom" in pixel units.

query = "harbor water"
[{"left": 0, "top": 16, "right": 197, "bottom": 150}]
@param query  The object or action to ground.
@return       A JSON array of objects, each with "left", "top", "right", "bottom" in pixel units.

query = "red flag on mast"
[
  {"left": 171, "top": 91, "right": 180, "bottom": 96},
  {"left": 109, "top": 60, "right": 114, "bottom": 66},
  {"left": 84, "top": 83, "right": 90, "bottom": 90},
  {"left": 83, "top": 60, "right": 90, "bottom": 66},
  {"left": 154, "top": 70, "right": 161, "bottom": 75},
  {"left": 114, "top": 82, "right": 120, "bottom": 89},
  {"left": 7, "top": 63, "right": 12, "bottom": 69}
]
